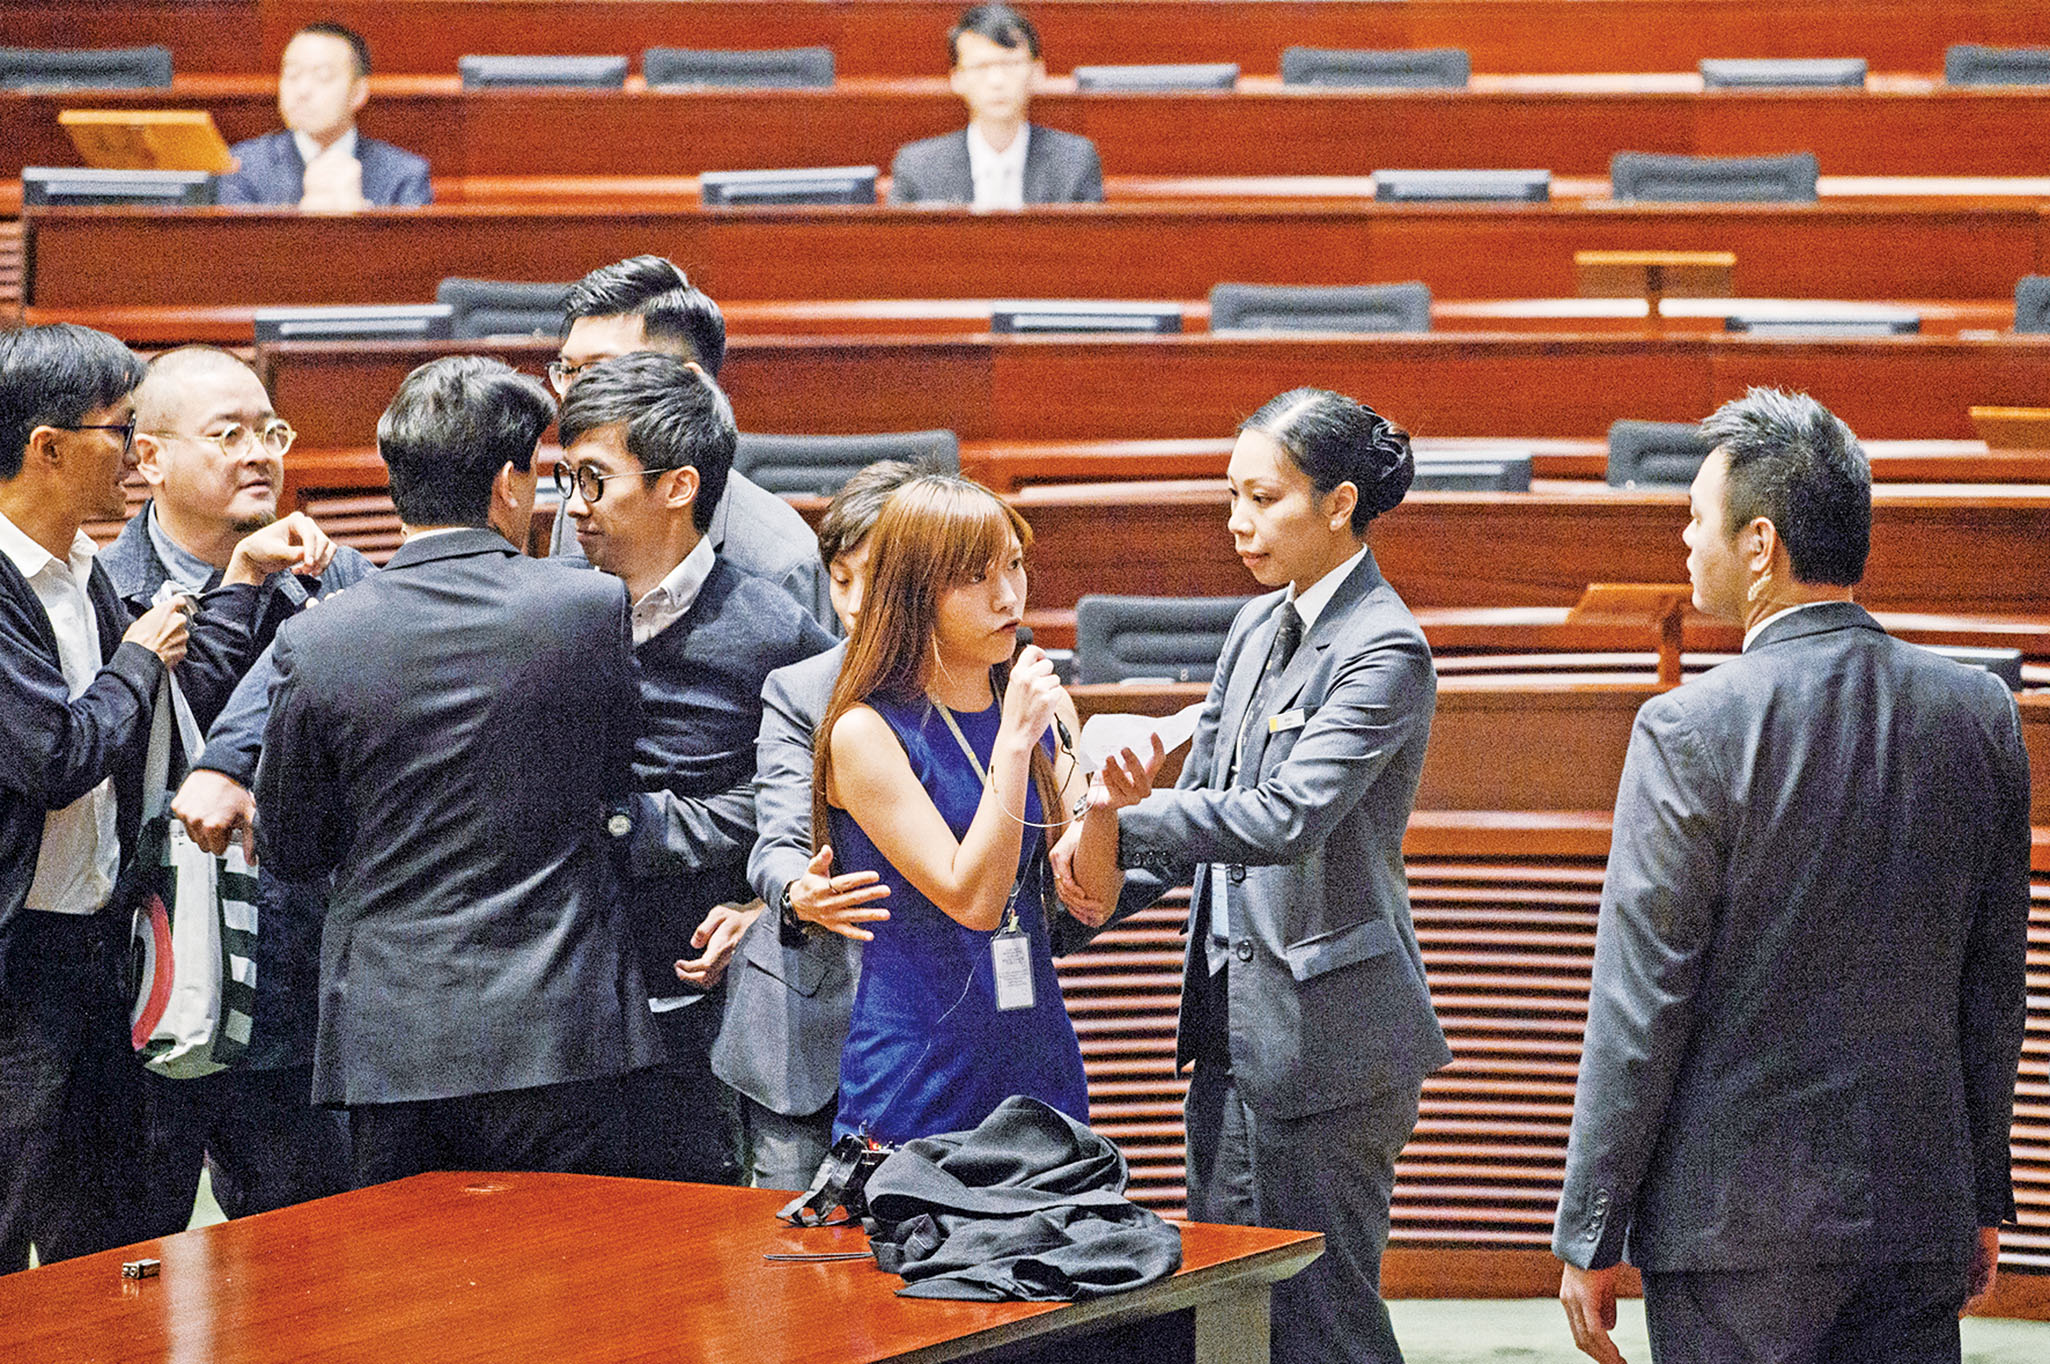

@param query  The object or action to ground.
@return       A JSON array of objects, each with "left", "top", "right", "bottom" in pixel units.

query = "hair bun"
[{"left": 1361, "top": 420, "right": 1414, "bottom": 517}]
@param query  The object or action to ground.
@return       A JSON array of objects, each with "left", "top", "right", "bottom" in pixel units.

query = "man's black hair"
[
  {"left": 0, "top": 324, "right": 146, "bottom": 481},
  {"left": 378, "top": 356, "right": 554, "bottom": 527},
  {"left": 561, "top": 256, "right": 727, "bottom": 378},
  {"left": 1699, "top": 387, "right": 1872, "bottom": 587},
  {"left": 293, "top": 21, "right": 374, "bottom": 79},
  {"left": 949, "top": 4, "right": 1042, "bottom": 65},
  {"left": 556, "top": 352, "right": 736, "bottom": 536}
]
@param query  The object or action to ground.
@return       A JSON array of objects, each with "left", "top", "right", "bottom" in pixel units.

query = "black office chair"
[
  {"left": 1607, "top": 421, "right": 1711, "bottom": 488},
  {"left": 458, "top": 55, "right": 629, "bottom": 89},
  {"left": 1279, "top": 47, "right": 1469, "bottom": 89},
  {"left": 1073, "top": 63, "right": 1239, "bottom": 91},
  {"left": 1698, "top": 58, "right": 1866, "bottom": 89},
  {"left": 1945, "top": 44, "right": 2050, "bottom": 86},
  {"left": 0, "top": 45, "right": 172, "bottom": 90},
  {"left": 1209, "top": 282, "right": 1431, "bottom": 334},
  {"left": 734, "top": 430, "right": 959, "bottom": 498},
  {"left": 435, "top": 278, "right": 573, "bottom": 339},
  {"left": 1920, "top": 645, "right": 2024, "bottom": 692},
  {"left": 644, "top": 47, "right": 835, "bottom": 89},
  {"left": 2015, "top": 276, "right": 2050, "bottom": 334},
  {"left": 1074, "top": 595, "right": 1254, "bottom": 685},
  {"left": 1609, "top": 151, "right": 1819, "bottom": 203}
]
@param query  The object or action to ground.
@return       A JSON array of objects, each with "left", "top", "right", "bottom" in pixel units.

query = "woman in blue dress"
[{"left": 810, "top": 473, "right": 1113, "bottom": 1145}]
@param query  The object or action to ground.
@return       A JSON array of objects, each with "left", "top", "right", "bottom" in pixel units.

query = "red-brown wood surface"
[
  {"left": 22, "top": 199, "right": 2050, "bottom": 310},
  {"left": 0, "top": 1173, "right": 1322, "bottom": 1364},
  {"left": 13, "top": 77, "right": 2050, "bottom": 181},
  {"left": 11, "top": 2, "right": 2050, "bottom": 77}
]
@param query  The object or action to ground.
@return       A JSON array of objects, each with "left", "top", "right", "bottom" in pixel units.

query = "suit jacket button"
[
  {"left": 1235, "top": 940, "right": 1254, "bottom": 963},
  {"left": 607, "top": 813, "right": 633, "bottom": 839}
]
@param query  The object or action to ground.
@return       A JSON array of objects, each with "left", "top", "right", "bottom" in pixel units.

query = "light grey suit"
[
  {"left": 1554, "top": 603, "right": 2030, "bottom": 1359},
  {"left": 722, "top": 641, "right": 860, "bottom": 1188},
  {"left": 887, "top": 125, "right": 1104, "bottom": 205},
  {"left": 1117, "top": 548, "right": 1450, "bottom": 1364}
]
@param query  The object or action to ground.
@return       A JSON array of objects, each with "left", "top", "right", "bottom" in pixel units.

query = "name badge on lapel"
[{"left": 1267, "top": 707, "right": 1310, "bottom": 735}]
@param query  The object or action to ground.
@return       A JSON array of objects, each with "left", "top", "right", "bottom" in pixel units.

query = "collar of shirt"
[
  {"left": 0, "top": 507, "right": 96, "bottom": 585},
  {"left": 144, "top": 503, "right": 218, "bottom": 598},
  {"left": 293, "top": 126, "right": 358, "bottom": 169},
  {"left": 632, "top": 536, "right": 716, "bottom": 646},
  {"left": 966, "top": 122, "right": 1029, "bottom": 209},
  {"left": 1286, "top": 545, "right": 1367, "bottom": 634},
  {"left": 1742, "top": 598, "right": 1838, "bottom": 652}
]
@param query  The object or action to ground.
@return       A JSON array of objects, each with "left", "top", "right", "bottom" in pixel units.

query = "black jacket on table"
[{"left": 0, "top": 544, "right": 259, "bottom": 987}]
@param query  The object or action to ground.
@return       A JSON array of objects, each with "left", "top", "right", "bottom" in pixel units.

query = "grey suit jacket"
[
  {"left": 1554, "top": 603, "right": 2031, "bottom": 1274},
  {"left": 1117, "top": 549, "right": 1451, "bottom": 1120},
  {"left": 256, "top": 530, "right": 658, "bottom": 1105},
  {"left": 721, "top": 641, "right": 861, "bottom": 1117},
  {"left": 217, "top": 129, "right": 432, "bottom": 207},
  {"left": 887, "top": 125, "right": 1104, "bottom": 205},
  {"left": 552, "top": 471, "right": 833, "bottom": 633}
]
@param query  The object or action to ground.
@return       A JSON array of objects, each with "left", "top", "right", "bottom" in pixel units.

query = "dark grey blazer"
[
  {"left": 217, "top": 129, "right": 432, "bottom": 206},
  {"left": 887, "top": 124, "right": 1104, "bottom": 205},
  {"left": 723, "top": 640, "right": 861, "bottom": 1118},
  {"left": 256, "top": 530, "right": 658, "bottom": 1106},
  {"left": 1117, "top": 549, "right": 1451, "bottom": 1120},
  {"left": 1554, "top": 602, "right": 2031, "bottom": 1274}
]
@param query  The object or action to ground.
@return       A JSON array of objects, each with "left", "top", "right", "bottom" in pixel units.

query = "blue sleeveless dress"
[{"left": 829, "top": 693, "right": 1088, "bottom": 1145}]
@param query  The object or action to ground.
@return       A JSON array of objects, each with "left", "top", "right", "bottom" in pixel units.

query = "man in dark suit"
[
  {"left": 216, "top": 23, "right": 431, "bottom": 209},
  {"left": 0, "top": 324, "right": 321, "bottom": 1271},
  {"left": 546, "top": 256, "right": 831, "bottom": 629},
  {"left": 888, "top": 5, "right": 1103, "bottom": 207},
  {"left": 1554, "top": 389, "right": 2030, "bottom": 1363},
  {"left": 555, "top": 353, "right": 833, "bottom": 1185},
  {"left": 98, "top": 346, "right": 364, "bottom": 1234},
  {"left": 255, "top": 356, "right": 657, "bottom": 1187}
]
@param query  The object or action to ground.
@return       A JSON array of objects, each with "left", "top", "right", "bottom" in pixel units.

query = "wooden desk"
[
  {"left": 12, "top": 75, "right": 2050, "bottom": 181},
  {"left": 22, "top": 199, "right": 2050, "bottom": 311},
  {"left": 250, "top": 331, "right": 2050, "bottom": 450},
  {"left": 12, "top": 1, "right": 2050, "bottom": 77},
  {"left": 0, "top": 1173, "right": 1323, "bottom": 1363}
]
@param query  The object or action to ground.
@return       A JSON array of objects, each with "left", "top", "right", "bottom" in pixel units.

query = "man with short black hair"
[
  {"left": 547, "top": 256, "right": 831, "bottom": 628},
  {"left": 256, "top": 356, "right": 657, "bottom": 1187},
  {"left": 888, "top": 4, "right": 1103, "bottom": 207},
  {"left": 1555, "top": 389, "right": 2030, "bottom": 1363},
  {"left": 0, "top": 324, "right": 318, "bottom": 1272},
  {"left": 217, "top": 21, "right": 432, "bottom": 210},
  {"left": 557, "top": 352, "right": 833, "bottom": 1185}
]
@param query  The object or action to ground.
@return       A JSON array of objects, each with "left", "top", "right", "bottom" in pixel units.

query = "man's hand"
[
  {"left": 171, "top": 769, "right": 257, "bottom": 860},
  {"left": 790, "top": 845, "right": 890, "bottom": 942},
  {"left": 226, "top": 511, "right": 336, "bottom": 586},
  {"left": 122, "top": 595, "right": 191, "bottom": 668},
  {"left": 674, "top": 900, "right": 763, "bottom": 989},
  {"left": 1050, "top": 823, "right": 1109, "bottom": 925},
  {"left": 299, "top": 144, "right": 368, "bottom": 212},
  {"left": 1559, "top": 1263, "right": 1628, "bottom": 1364},
  {"left": 1963, "top": 1225, "right": 2000, "bottom": 1316}
]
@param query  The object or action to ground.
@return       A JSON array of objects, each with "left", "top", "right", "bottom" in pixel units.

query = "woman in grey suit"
[{"left": 1057, "top": 389, "right": 1449, "bottom": 1364}]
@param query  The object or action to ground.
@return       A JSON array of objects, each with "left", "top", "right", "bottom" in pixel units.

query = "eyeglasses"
[
  {"left": 546, "top": 360, "right": 594, "bottom": 396},
  {"left": 553, "top": 461, "right": 659, "bottom": 504},
  {"left": 56, "top": 414, "right": 137, "bottom": 456},
  {"left": 149, "top": 421, "right": 297, "bottom": 460}
]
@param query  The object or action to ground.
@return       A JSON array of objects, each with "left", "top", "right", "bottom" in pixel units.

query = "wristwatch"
[{"left": 775, "top": 878, "right": 811, "bottom": 947}]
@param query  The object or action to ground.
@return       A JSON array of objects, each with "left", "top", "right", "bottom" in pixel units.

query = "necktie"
[{"left": 1207, "top": 601, "right": 1305, "bottom": 973}]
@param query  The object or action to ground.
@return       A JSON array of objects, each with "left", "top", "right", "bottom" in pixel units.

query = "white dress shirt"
[
  {"left": 1743, "top": 599, "right": 1838, "bottom": 652},
  {"left": 0, "top": 510, "right": 120, "bottom": 915},
  {"left": 966, "top": 122, "right": 1030, "bottom": 211},
  {"left": 293, "top": 126, "right": 358, "bottom": 170},
  {"left": 631, "top": 536, "right": 716, "bottom": 647}
]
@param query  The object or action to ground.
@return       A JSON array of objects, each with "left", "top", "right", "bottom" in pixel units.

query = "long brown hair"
[{"left": 811, "top": 473, "right": 1063, "bottom": 855}]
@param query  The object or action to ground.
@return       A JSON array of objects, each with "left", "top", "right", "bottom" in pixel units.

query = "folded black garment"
[{"left": 864, "top": 1095, "right": 1184, "bottom": 1301}]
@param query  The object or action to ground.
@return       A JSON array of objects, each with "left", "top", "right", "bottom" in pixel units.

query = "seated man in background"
[
  {"left": 101, "top": 347, "right": 368, "bottom": 1236},
  {"left": 549, "top": 256, "right": 831, "bottom": 630},
  {"left": 556, "top": 353, "right": 833, "bottom": 1184},
  {"left": 888, "top": 4, "right": 1103, "bottom": 207},
  {"left": 217, "top": 22, "right": 431, "bottom": 210}
]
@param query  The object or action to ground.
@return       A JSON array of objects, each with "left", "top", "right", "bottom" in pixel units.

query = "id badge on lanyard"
[{"left": 934, "top": 700, "right": 1040, "bottom": 1012}]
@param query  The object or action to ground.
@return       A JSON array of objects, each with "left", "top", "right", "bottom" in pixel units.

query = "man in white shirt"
[
  {"left": 0, "top": 324, "right": 323, "bottom": 1273},
  {"left": 887, "top": 5, "right": 1103, "bottom": 207}
]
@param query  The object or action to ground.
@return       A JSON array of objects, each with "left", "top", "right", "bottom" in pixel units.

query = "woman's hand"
[{"left": 998, "top": 645, "right": 1063, "bottom": 753}]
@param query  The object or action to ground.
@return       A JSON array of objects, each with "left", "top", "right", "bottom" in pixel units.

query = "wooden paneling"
[{"left": 24, "top": 199, "right": 2050, "bottom": 311}]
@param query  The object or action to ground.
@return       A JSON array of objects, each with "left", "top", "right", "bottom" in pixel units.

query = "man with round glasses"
[{"left": 97, "top": 346, "right": 371, "bottom": 1240}]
